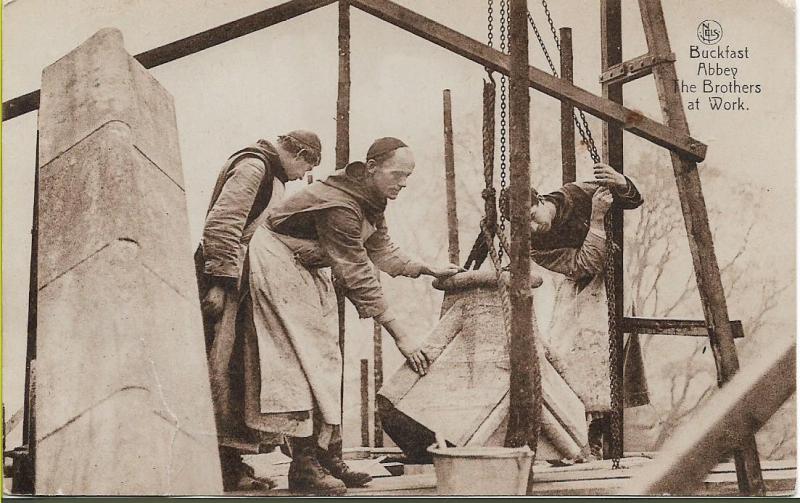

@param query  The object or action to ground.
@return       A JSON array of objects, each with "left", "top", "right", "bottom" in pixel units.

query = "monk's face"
[
  {"left": 285, "top": 152, "right": 316, "bottom": 181},
  {"left": 530, "top": 200, "right": 557, "bottom": 234},
  {"left": 367, "top": 147, "right": 415, "bottom": 200}
]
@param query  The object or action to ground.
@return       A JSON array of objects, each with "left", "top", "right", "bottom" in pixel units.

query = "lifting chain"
[
  {"left": 527, "top": 3, "right": 601, "bottom": 164},
  {"left": 497, "top": 0, "right": 509, "bottom": 263},
  {"left": 605, "top": 213, "right": 623, "bottom": 470}
]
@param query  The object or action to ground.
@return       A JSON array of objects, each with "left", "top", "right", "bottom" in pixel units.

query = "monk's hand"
[
  {"left": 202, "top": 285, "right": 227, "bottom": 318},
  {"left": 592, "top": 162, "right": 627, "bottom": 190},
  {"left": 591, "top": 187, "right": 614, "bottom": 217},
  {"left": 424, "top": 263, "right": 466, "bottom": 279},
  {"left": 395, "top": 335, "right": 430, "bottom": 376}
]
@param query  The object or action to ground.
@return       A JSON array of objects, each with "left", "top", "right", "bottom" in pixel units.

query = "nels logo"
[{"left": 697, "top": 20, "right": 723, "bottom": 45}]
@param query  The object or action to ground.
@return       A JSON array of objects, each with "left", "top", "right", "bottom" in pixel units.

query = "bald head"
[{"left": 367, "top": 146, "right": 415, "bottom": 200}]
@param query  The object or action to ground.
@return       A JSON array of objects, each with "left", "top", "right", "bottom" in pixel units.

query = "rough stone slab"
[
  {"left": 35, "top": 241, "right": 220, "bottom": 494},
  {"left": 38, "top": 28, "right": 183, "bottom": 187},
  {"left": 394, "top": 289, "right": 509, "bottom": 446},
  {"left": 38, "top": 122, "right": 197, "bottom": 300},
  {"left": 381, "top": 285, "right": 587, "bottom": 458}
]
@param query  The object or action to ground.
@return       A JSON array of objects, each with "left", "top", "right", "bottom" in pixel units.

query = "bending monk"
[
  {"left": 242, "top": 137, "right": 461, "bottom": 494},
  {"left": 528, "top": 162, "right": 645, "bottom": 459}
]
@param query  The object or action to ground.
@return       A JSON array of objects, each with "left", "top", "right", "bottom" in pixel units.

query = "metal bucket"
[{"left": 427, "top": 446, "right": 533, "bottom": 495}]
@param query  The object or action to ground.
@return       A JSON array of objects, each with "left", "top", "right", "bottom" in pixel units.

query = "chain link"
[
  {"left": 527, "top": 5, "right": 601, "bottom": 165},
  {"left": 498, "top": 0, "right": 508, "bottom": 264},
  {"left": 604, "top": 214, "right": 623, "bottom": 470},
  {"left": 487, "top": 0, "right": 494, "bottom": 48},
  {"left": 541, "top": 0, "right": 560, "bottom": 52}
]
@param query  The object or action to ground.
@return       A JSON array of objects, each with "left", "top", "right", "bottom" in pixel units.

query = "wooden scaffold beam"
[{"left": 504, "top": 0, "right": 541, "bottom": 485}]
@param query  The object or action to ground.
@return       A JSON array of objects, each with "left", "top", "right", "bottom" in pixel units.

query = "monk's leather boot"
[
  {"left": 317, "top": 441, "right": 372, "bottom": 488},
  {"left": 288, "top": 437, "right": 346, "bottom": 495}
]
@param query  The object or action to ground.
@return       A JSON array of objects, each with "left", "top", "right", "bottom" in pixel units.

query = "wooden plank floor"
[{"left": 229, "top": 457, "right": 796, "bottom": 497}]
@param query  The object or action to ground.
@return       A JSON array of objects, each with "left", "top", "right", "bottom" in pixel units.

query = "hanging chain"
[
  {"left": 605, "top": 213, "right": 623, "bottom": 470},
  {"left": 487, "top": 0, "right": 494, "bottom": 48},
  {"left": 527, "top": 5, "right": 601, "bottom": 164},
  {"left": 498, "top": 0, "right": 509, "bottom": 263},
  {"left": 529, "top": 2, "right": 620, "bottom": 468},
  {"left": 541, "top": 0, "right": 560, "bottom": 53}
]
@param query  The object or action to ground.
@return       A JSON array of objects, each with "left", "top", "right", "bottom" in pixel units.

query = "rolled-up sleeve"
[
  {"left": 315, "top": 207, "right": 390, "bottom": 319},
  {"left": 611, "top": 176, "right": 644, "bottom": 209},
  {"left": 532, "top": 228, "right": 607, "bottom": 281},
  {"left": 365, "top": 217, "right": 425, "bottom": 278},
  {"left": 202, "top": 157, "right": 266, "bottom": 279}
]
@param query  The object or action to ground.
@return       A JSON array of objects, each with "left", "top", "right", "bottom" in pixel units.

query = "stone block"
[
  {"left": 38, "top": 122, "right": 197, "bottom": 300},
  {"left": 34, "top": 28, "right": 221, "bottom": 494},
  {"left": 38, "top": 28, "right": 183, "bottom": 187},
  {"left": 35, "top": 240, "right": 220, "bottom": 495}
]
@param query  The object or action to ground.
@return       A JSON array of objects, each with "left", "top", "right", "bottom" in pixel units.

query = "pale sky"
[{"left": 2, "top": 0, "right": 795, "bottom": 447}]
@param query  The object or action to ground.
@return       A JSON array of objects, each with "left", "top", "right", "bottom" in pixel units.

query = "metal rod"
[
  {"left": 600, "top": 0, "right": 625, "bottom": 463},
  {"left": 637, "top": 0, "right": 764, "bottom": 494},
  {"left": 559, "top": 27, "right": 576, "bottom": 184},
  {"left": 621, "top": 317, "right": 745, "bottom": 338},
  {"left": 360, "top": 359, "right": 370, "bottom": 447},
  {"left": 443, "top": 89, "right": 459, "bottom": 264},
  {"left": 335, "top": 0, "right": 351, "bottom": 429},
  {"left": 504, "top": 0, "right": 540, "bottom": 475},
  {"left": 372, "top": 298, "right": 384, "bottom": 447}
]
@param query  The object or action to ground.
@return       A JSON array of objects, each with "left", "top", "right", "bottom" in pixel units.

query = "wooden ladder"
[{"left": 598, "top": 0, "right": 766, "bottom": 495}]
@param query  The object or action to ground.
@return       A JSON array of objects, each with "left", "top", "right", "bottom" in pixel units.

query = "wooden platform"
[{"left": 229, "top": 456, "right": 796, "bottom": 497}]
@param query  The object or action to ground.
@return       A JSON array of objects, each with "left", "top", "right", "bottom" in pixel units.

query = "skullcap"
[
  {"left": 285, "top": 130, "right": 322, "bottom": 157},
  {"left": 366, "top": 137, "right": 408, "bottom": 160}
]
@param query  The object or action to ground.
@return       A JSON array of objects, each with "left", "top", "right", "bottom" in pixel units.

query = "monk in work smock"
[
  {"left": 242, "top": 137, "right": 461, "bottom": 494},
  {"left": 195, "top": 131, "right": 322, "bottom": 491},
  {"left": 527, "top": 162, "right": 647, "bottom": 458}
]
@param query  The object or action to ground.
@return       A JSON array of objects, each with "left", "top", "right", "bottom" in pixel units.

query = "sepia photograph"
[{"left": 1, "top": 0, "right": 796, "bottom": 496}]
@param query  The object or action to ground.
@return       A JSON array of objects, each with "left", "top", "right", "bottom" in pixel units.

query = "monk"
[
  {"left": 527, "top": 162, "right": 646, "bottom": 459},
  {"left": 241, "top": 137, "right": 461, "bottom": 494},
  {"left": 195, "top": 130, "right": 322, "bottom": 491}
]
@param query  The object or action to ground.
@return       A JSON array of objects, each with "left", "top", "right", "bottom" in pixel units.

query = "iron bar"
[
  {"left": 559, "top": 27, "right": 576, "bottom": 184},
  {"left": 599, "top": 52, "right": 676, "bottom": 86},
  {"left": 360, "top": 359, "right": 370, "bottom": 447},
  {"left": 621, "top": 317, "right": 745, "bottom": 338},
  {"left": 443, "top": 89, "right": 460, "bottom": 264}
]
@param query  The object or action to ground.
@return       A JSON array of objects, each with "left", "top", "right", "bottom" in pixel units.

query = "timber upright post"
[
  {"left": 505, "top": 0, "right": 541, "bottom": 478},
  {"left": 34, "top": 29, "right": 222, "bottom": 494},
  {"left": 637, "top": 0, "right": 765, "bottom": 494},
  {"left": 443, "top": 89, "right": 460, "bottom": 264},
  {"left": 559, "top": 27, "right": 576, "bottom": 184},
  {"left": 600, "top": 0, "right": 625, "bottom": 464},
  {"left": 336, "top": 0, "right": 351, "bottom": 428}
]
